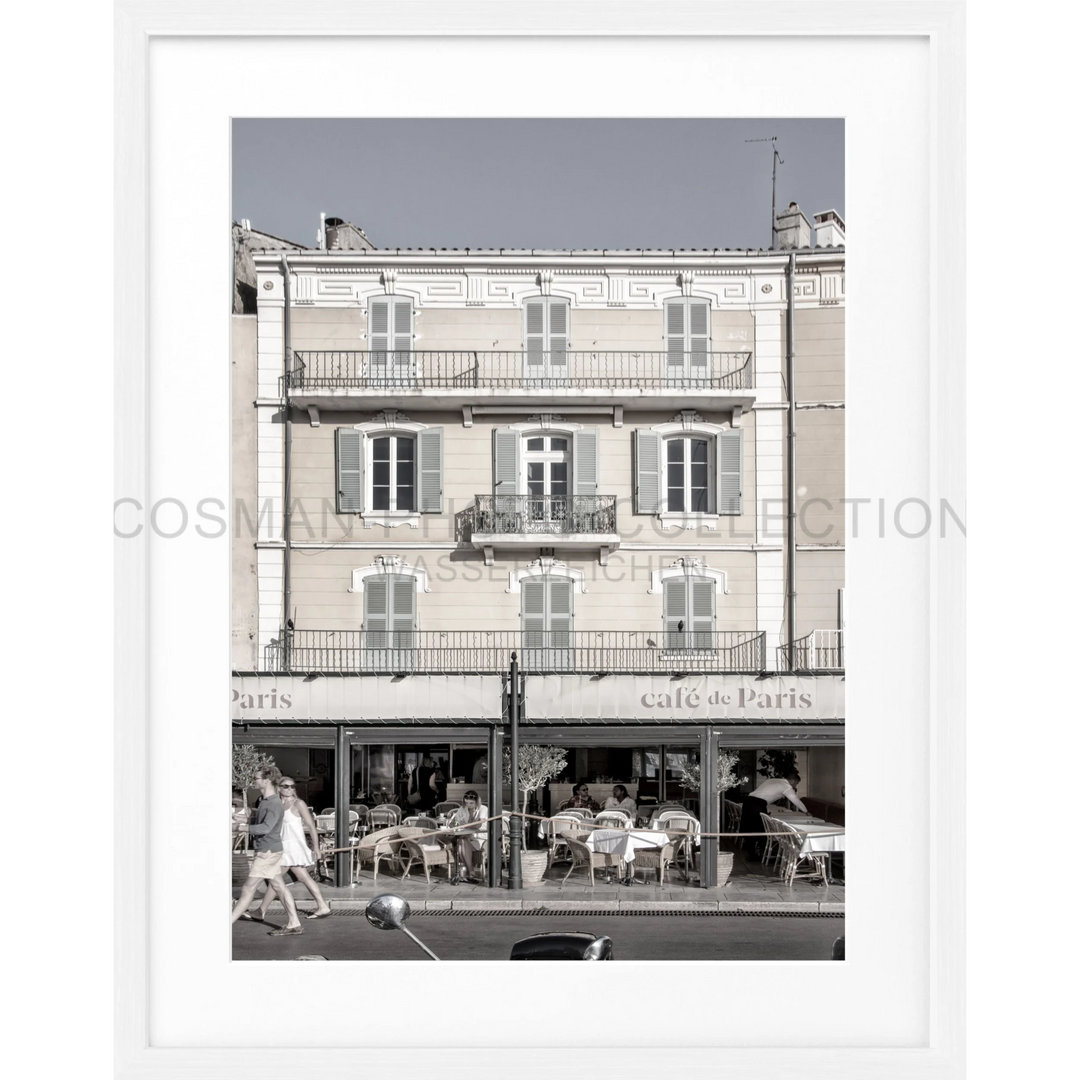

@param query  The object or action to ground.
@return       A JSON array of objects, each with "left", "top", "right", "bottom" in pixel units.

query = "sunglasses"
[{"left": 279, "top": 784, "right": 295, "bottom": 789}]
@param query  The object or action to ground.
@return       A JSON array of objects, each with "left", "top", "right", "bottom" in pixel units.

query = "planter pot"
[
  {"left": 520, "top": 850, "right": 549, "bottom": 888},
  {"left": 716, "top": 851, "right": 733, "bottom": 888}
]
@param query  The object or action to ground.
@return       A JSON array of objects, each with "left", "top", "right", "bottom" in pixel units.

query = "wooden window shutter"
[
  {"left": 369, "top": 299, "right": 389, "bottom": 353},
  {"left": 547, "top": 578, "right": 573, "bottom": 646},
  {"left": 392, "top": 299, "right": 412, "bottom": 355},
  {"left": 389, "top": 574, "right": 417, "bottom": 647},
  {"left": 634, "top": 429, "right": 661, "bottom": 514},
  {"left": 493, "top": 428, "right": 521, "bottom": 496},
  {"left": 548, "top": 300, "right": 569, "bottom": 369},
  {"left": 664, "top": 577, "right": 687, "bottom": 648},
  {"left": 364, "top": 577, "right": 389, "bottom": 641},
  {"left": 525, "top": 301, "right": 545, "bottom": 369},
  {"left": 573, "top": 427, "right": 598, "bottom": 497},
  {"left": 417, "top": 427, "right": 444, "bottom": 513},
  {"left": 666, "top": 300, "right": 685, "bottom": 368},
  {"left": 717, "top": 428, "right": 744, "bottom": 515},
  {"left": 336, "top": 428, "right": 364, "bottom": 514},
  {"left": 691, "top": 577, "right": 716, "bottom": 648},
  {"left": 688, "top": 300, "right": 710, "bottom": 372}
]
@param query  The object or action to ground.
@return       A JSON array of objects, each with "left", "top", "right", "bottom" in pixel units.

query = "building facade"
[{"left": 231, "top": 211, "right": 846, "bottom": 886}]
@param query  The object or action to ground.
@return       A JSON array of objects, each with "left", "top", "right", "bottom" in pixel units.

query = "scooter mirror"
[{"left": 365, "top": 893, "right": 411, "bottom": 931}]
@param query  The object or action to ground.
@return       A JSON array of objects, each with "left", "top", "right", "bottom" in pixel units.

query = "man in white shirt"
[{"left": 740, "top": 773, "right": 808, "bottom": 861}]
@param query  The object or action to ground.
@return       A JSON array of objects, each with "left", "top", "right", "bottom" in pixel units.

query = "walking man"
[{"left": 231, "top": 766, "right": 304, "bottom": 935}]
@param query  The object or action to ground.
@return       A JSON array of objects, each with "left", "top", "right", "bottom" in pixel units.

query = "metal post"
[
  {"left": 785, "top": 252, "right": 798, "bottom": 668},
  {"left": 507, "top": 652, "right": 522, "bottom": 890},
  {"left": 334, "top": 726, "right": 351, "bottom": 887},
  {"left": 699, "top": 729, "right": 717, "bottom": 888},
  {"left": 487, "top": 725, "right": 504, "bottom": 888}
]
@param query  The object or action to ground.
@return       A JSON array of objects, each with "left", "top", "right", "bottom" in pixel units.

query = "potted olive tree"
[
  {"left": 502, "top": 745, "right": 567, "bottom": 885},
  {"left": 232, "top": 744, "right": 276, "bottom": 809},
  {"left": 680, "top": 749, "right": 746, "bottom": 886}
]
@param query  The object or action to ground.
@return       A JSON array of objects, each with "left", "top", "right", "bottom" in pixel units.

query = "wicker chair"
[
  {"left": 759, "top": 815, "right": 783, "bottom": 869},
  {"left": 594, "top": 810, "right": 632, "bottom": 830},
  {"left": 354, "top": 826, "right": 427, "bottom": 885},
  {"left": 399, "top": 835, "right": 455, "bottom": 885},
  {"left": 655, "top": 812, "right": 699, "bottom": 880},
  {"left": 562, "top": 837, "right": 623, "bottom": 887},
  {"left": 630, "top": 837, "right": 678, "bottom": 886},
  {"left": 775, "top": 821, "right": 830, "bottom": 886},
  {"left": 433, "top": 800, "right": 460, "bottom": 818},
  {"left": 547, "top": 813, "right": 587, "bottom": 867},
  {"left": 365, "top": 806, "right": 401, "bottom": 833}
]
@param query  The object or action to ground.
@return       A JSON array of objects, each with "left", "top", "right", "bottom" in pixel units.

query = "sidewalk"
[{"left": 238, "top": 849, "right": 844, "bottom": 915}]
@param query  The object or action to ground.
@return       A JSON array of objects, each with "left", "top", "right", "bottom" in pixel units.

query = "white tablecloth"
[
  {"left": 789, "top": 822, "right": 845, "bottom": 854},
  {"left": 585, "top": 829, "right": 671, "bottom": 864}
]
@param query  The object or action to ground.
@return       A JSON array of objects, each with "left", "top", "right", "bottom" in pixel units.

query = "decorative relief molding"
[
  {"left": 679, "top": 271, "right": 695, "bottom": 296},
  {"left": 648, "top": 558, "right": 730, "bottom": 595},
  {"left": 507, "top": 557, "right": 587, "bottom": 594},
  {"left": 348, "top": 554, "right": 432, "bottom": 594},
  {"left": 722, "top": 281, "right": 747, "bottom": 298},
  {"left": 381, "top": 269, "right": 398, "bottom": 293},
  {"left": 538, "top": 270, "right": 553, "bottom": 296}
]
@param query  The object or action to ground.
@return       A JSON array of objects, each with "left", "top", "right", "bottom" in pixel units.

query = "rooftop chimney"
[
  {"left": 776, "top": 202, "right": 812, "bottom": 250},
  {"left": 813, "top": 209, "right": 846, "bottom": 248},
  {"left": 323, "top": 216, "right": 374, "bottom": 251}
]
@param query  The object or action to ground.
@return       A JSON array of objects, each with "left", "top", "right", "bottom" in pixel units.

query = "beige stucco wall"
[
  {"left": 290, "top": 302, "right": 757, "bottom": 357},
  {"left": 794, "top": 408, "right": 845, "bottom": 544},
  {"left": 793, "top": 549, "right": 845, "bottom": 639},
  {"left": 286, "top": 546, "right": 760, "bottom": 635},
  {"left": 288, "top": 406, "right": 757, "bottom": 547},
  {"left": 785, "top": 306, "right": 845, "bottom": 401},
  {"left": 231, "top": 315, "right": 259, "bottom": 669}
]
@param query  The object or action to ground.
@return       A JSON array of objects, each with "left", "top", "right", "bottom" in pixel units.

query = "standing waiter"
[{"left": 741, "top": 772, "right": 808, "bottom": 861}]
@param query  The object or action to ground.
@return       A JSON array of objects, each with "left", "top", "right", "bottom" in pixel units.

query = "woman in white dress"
[{"left": 249, "top": 777, "right": 333, "bottom": 921}]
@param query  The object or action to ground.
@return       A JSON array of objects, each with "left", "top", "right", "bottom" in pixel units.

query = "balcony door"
[
  {"left": 521, "top": 575, "right": 574, "bottom": 671},
  {"left": 524, "top": 435, "right": 570, "bottom": 529},
  {"left": 524, "top": 298, "right": 569, "bottom": 385},
  {"left": 665, "top": 297, "right": 710, "bottom": 386},
  {"left": 364, "top": 573, "right": 416, "bottom": 671},
  {"left": 368, "top": 297, "right": 414, "bottom": 385}
]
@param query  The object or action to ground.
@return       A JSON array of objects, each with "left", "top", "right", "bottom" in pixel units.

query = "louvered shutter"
[
  {"left": 717, "top": 429, "right": 744, "bottom": 515},
  {"left": 365, "top": 576, "right": 389, "bottom": 650},
  {"left": 369, "top": 299, "right": 389, "bottom": 379},
  {"left": 664, "top": 577, "right": 688, "bottom": 649},
  {"left": 666, "top": 300, "right": 685, "bottom": 373},
  {"left": 417, "top": 427, "right": 443, "bottom": 513},
  {"left": 548, "top": 578, "right": 573, "bottom": 648},
  {"left": 548, "top": 300, "right": 569, "bottom": 373},
  {"left": 525, "top": 301, "right": 545, "bottom": 373},
  {"left": 688, "top": 300, "right": 709, "bottom": 377},
  {"left": 390, "top": 574, "right": 416, "bottom": 651},
  {"left": 521, "top": 578, "right": 547, "bottom": 653},
  {"left": 634, "top": 429, "right": 661, "bottom": 514},
  {"left": 691, "top": 577, "right": 715, "bottom": 649},
  {"left": 392, "top": 299, "right": 413, "bottom": 379},
  {"left": 336, "top": 428, "right": 364, "bottom": 514},
  {"left": 493, "top": 428, "right": 520, "bottom": 496},
  {"left": 573, "top": 427, "right": 598, "bottom": 497}
]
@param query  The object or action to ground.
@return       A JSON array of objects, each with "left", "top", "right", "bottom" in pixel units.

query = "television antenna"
[{"left": 745, "top": 137, "right": 783, "bottom": 249}]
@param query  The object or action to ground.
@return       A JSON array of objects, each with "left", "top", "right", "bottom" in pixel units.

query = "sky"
[{"left": 232, "top": 118, "right": 843, "bottom": 251}]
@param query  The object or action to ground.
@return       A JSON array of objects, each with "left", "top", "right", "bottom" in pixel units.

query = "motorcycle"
[{"left": 364, "top": 893, "right": 614, "bottom": 961}]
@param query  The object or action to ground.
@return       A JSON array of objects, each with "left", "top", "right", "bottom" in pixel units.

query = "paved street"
[{"left": 232, "top": 913, "right": 844, "bottom": 962}]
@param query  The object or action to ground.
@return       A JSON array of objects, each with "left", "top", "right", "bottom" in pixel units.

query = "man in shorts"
[{"left": 230, "top": 766, "right": 304, "bottom": 935}]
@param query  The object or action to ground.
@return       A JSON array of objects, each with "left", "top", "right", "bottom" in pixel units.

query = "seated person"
[
  {"left": 449, "top": 790, "right": 488, "bottom": 883},
  {"left": 564, "top": 782, "right": 600, "bottom": 812},
  {"left": 231, "top": 791, "right": 250, "bottom": 831},
  {"left": 601, "top": 784, "right": 637, "bottom": 818}
]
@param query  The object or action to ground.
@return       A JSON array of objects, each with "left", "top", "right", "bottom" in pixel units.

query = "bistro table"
[{"left": 585, "top": 828, "right": 672, "bottom": 883}]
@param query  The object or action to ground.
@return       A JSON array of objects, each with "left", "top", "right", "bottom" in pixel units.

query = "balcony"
[
  {"left": 467, "top": 494, "right": 620, "bottom": 563},
  {"left": 265, "top": 629, "right": 767, "bottom": 674},
  {"left": 285, "top": 350, "right": 755, "bottom": 414},
  {"left": 776, "top": 630, "right": 844, "bottom": 672}
]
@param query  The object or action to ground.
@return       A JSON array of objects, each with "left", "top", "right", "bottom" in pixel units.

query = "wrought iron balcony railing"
[
  {"left": 265, "top": 629, "right": 767, "bottom": 674},
  {"left": 286, "top": 350, "right": 754, "bottom": 392},
  {"left": 776, "top": 629, "right": 844, "bottom": 672},
  {"left": 472, "top": 494, "right": 617, "bottom": 536}
]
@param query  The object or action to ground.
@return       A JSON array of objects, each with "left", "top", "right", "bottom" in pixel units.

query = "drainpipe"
[
  {"left": 281, "top": 254, "right": 293, "bottom": 668},
  {"left": 785, "top": 252, "right": 797, "bottom": 671}
]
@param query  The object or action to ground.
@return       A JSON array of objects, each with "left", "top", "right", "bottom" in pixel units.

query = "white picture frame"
[{"left": 115, "top": 3, "right": 964, "bottom": 1077}]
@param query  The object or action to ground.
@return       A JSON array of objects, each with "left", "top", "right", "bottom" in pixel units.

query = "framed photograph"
[{"left": 116, "top": 3, "right": 964, "bottom": 1077}]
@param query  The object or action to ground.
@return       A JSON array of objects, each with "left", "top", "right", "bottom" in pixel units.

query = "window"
[
  {"left": 363, "top": 573, "right": 417, "bottom": 670},
  {"left": 664, "top": 297, "right": 710, "bottom": 384},
  {"left": 371, "top": 435, "right": 415, "bottom": 512},
  {"left": 521, "top": 575, "right": 574, "bottom": 670},
  {"left": 336, "top": 425, "right": 444, "bottom": 520},
  {"left": 634, "top": 426, "right": 743, "bottom": 522},
  {"left": 492, "top": 427, "right": 598, "bottom": 498},
  {"left": 663, "top": 574, "right": 716, "bottom": 652},
  {"left": 524, "top": 434, "right": 570, "bottom": 523},
  {"left": 523, "top": 297, "right": 569, "bottom": 382},
  {"left": 368, "top": 296, "right": 414, "bottom": 383},
  {"left": 664, "top": 435, "right": 712, "bottom": 513}
]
